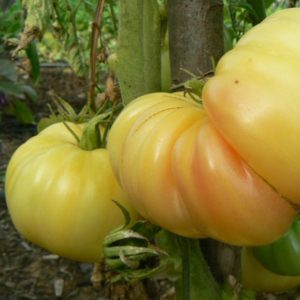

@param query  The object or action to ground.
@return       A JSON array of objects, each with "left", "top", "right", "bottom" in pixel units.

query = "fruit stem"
[{"left": 79, "top": 112, "right": 112, "bottom": 150}]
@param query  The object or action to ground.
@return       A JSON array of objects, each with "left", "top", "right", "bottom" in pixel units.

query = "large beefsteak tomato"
[
  {"left": 107, "top": 8, "right": 300, "bottom": 246},
  {"left": 5, "top": 122, "right": 139, "bottom": 262},
  {"left": 107, "top": 92, "right": 295, "bottom": 245}
]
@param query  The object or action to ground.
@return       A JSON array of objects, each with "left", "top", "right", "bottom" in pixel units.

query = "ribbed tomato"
[
  {"left": 108, "top": 8, "right": 300, "bottom": 246},
  {"left": 107, "top": 92, "right": 295, "bottom": 245},
  {"left": 5, "top": 122, "right": 139, "bottom": 262}
]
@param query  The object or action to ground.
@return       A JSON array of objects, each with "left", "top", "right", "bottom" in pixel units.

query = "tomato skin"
[
  {"left": 241, "top": 247, "right": 300, "bottom": 292},
  {"left": 252, "top": 215, "right": 300, "bottom": 276},
  {"left": 203, "top": 8, "right": 300, "bottom": 205},
  {"left": 5, "top": 122, "right": 139, "bottom": 263},
  {"left": 107, "top": 92, "right": 295, "bottom": 245}
]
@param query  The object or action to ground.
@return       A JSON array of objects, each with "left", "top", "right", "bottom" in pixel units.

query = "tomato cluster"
[{"left": 5, "top": 7, "right": 300, "bottom": 293}]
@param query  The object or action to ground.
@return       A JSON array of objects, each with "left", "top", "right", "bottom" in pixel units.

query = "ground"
[{"left": 0, "top": 65, "right": 175, "bottom": 300}]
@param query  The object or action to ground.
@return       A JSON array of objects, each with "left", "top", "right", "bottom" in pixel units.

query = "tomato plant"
[
  {"left": 252, "top": 215, "right": 300, "bottom": 276},
  {"left": 107, "top": 92, "right": 295, "bottom": 246},
  {"left": 5, "top": 121, "right": 139, "bottom": 262}
]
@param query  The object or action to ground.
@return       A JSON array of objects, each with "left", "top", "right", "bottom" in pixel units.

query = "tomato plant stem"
[
  {"left": 89, "top": 0, "right": 106, "bottom": 111},
  {"left": 179, "top": 237, "right": 191, "bottom": 300},
  {"left": 117, "top": 0, "right": 161, "bottom": 105}
]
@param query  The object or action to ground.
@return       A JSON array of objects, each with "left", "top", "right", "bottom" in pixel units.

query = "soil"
[{"left": 0, "top": 65, "right": 175, "bottom": 300}]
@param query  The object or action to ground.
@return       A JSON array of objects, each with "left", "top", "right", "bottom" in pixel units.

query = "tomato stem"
[
  {"left": 116, "top": 0, "right": 161, "bottom": 105},
  {"left": 88, "top": 0, "right": 105, "bottom": 111},
  {"left": 79, "top": 112, "right": 112, "bottom": 150}
]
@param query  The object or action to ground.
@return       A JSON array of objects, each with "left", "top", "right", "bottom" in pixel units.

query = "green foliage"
[
  {"left": 0, "top": 0, "right": 23, "bottom": 52},
  {"left": 223, "top": 0, "right": 290, "bottom": 48},
  {"left": 0, "top": 59, "right": 37, "bottom": 124},
  {"left": 0, "top": 1, "right": 39, "bottom": 124},
  {"left": 37, "top": 97, "right": 93, "bottom": 132},
  {"left": 17, "top": 0, "right": 119, "bottom": 77}
]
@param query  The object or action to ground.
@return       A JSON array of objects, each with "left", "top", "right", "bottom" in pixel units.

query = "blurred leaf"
[
  {"left": 0, "top": 81, "right": 24, "bottom": 96},
  {"left": 0, "top": 0, "right": 23, "bottom": 40},
  {"left": 25, "top": 41, "right": 40, "bottom": 84},
  {"left": 11, "top": 99, "right": 35, "bottom": 124},
  {"left": 245, "top": 0, "right": 266, "bottom": 24},
  {"left": 18, "top": 84, "right": 38, "bottom": 103},
  {"left": 0, "top": 81, "right": 37, "bottom": 102},
  {"left": 0, "top": 59, "right": 18, "bottom": 82},
  {"left": 264, "top": 0, "right": 275, "bottom": 8}
]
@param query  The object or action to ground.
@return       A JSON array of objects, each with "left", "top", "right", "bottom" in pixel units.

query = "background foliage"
[{"left": 0, "top": 0, "right": 297, "bottom": 124}]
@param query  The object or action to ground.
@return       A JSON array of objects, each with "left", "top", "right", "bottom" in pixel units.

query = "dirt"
[{"left": 0, "top": 65, "right": 175, "bottom": 300}]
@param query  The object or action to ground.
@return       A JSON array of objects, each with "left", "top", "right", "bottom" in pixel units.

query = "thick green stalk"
[{"left": 116, "top": 0, "right": 161, "bottom": 105}]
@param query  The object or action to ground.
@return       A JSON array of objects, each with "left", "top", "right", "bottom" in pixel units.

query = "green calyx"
[
  {"left": 78, "top": 112, "right": 111, "bottom": 151},
  {"left": 103, "top": 221, "right": 170, "bottom": 282}
]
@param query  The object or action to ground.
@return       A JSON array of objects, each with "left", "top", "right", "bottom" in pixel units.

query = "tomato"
[
  {"left": 241, "top": 247, "right": 300, "bottom": 292},
  {"left": 5, "top": 122, "right": 139, "bottom": 263},
  {"left": 203, "top": 8, "right": 300, "bottom": 206},
  {"left": 107, "top": 92, "right": 295, "bottom": 246},
  {"left": 107, "top": 8, "right": 300, "bottom": 246},
  {"left": 252, "top": 215, "right": 300, "bottom": 276}
]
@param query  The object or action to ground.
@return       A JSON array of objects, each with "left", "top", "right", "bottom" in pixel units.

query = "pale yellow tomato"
[
  {"left": 108, "top": 92, "right": 295, "bottom": 245},
  {"left": 5, "top": 122, "right": 139, "bottom": 262},
  {"left": 203, "top": 8, "right": 300, "bottom": 204}
]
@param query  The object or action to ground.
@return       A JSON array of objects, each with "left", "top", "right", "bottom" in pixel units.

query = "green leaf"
[
  {"left": 12, "top": 99, "right": 35, "bottom": 124},
  {"left": 0, "top": 81, "right": 24, "bottom": 96},
  {"left": 0, "top": 59, "right": 17, "bottom": 82},
  {"left": 26, "top": 41, "right": 40, "bottom": 84},
  {"left": 245, "top": 0, "right": 266, "bottom": 24},
  {"left": 0, "top": 81, "right": 37, "bottom": 102},
  {"left": 18, "top": 84, "right": 38, "bottom": 103},
  {"left": 264, "top": 0, "right": 274, "bottom": 9}
]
